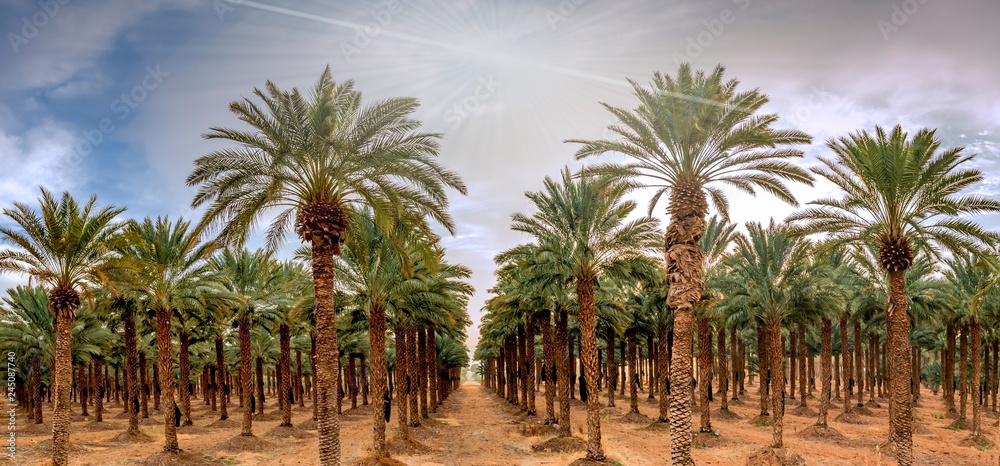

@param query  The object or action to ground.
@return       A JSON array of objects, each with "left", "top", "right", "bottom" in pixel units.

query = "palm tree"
[
  {"left": 187, "top": 65, "right": 466, "bottom": 465},
  {"left": 0, "top": 188, "right": 124, "bottom": 466},
  {"left": 209, "top": 249, "right": 277, "bottom": 438},
  {"left": 511, "top": 167, "right": 659, "bottom": 461},
  {"left": 0, "top": 286, "right": 54, "bottom": 425},
  {"left": 787, "top": 125, "right": 1000, "bottom": 465},
  {"left": 568, "top": 63, "right": 813, "bottom": 465},
  {"left": 120, "top": 216, "right": 213, "bottom": 453}
]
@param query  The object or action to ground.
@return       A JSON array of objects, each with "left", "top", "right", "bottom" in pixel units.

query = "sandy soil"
[{"left": 4, "top": 381, "right": 996, "bottom": 465}]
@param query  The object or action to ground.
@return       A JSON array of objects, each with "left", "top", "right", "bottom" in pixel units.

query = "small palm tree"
[
  {"left": 0, "top": 286, "right": 54, "bottom": 425},
  {"left": 187, "top": 66, "right": 466, "bottom": 465},
  {"left": 511, "top": 167, "right": 660, "bottom": 461},
  {"left": 568, "top": 63, "right": 813, "bottom": 466},
  {"left": 787, "top": 125, "right": 1000, "bottom": 465},
  {"left": 0, "top": 189, "right": 124, "bottom": 466}
]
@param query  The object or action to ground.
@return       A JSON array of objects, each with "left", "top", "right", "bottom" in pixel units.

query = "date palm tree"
[
  {"left": 568, "top": 63, "right": 813, "bottom": 465},
  {"left": 119, "top": 216, "right": 213, "bottom": 453},
  {"left": 0, "top": 188, "right": 124, "bottom": 466},
  {"left": 787, "top": 125, "right": 1000, "bottom": 465},
  {"left": 511, "top": 167, "right": 660, "bottom": 461},
  {"left": 0, "top": 286, "right": 54, "bottom": 425},
  {"left": 187, "top": 65, "right": 466, "bottom": 465}
]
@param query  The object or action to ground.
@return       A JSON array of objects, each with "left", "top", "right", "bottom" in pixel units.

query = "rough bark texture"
[
  {"left": 718, "top": 327, "right": 728, "bottom": 411},
  {"left": 50, "top": 292, "right": 78, "bottom": 466},
  {"left": 255, "top": 358, "right": 265, "bottom": 416},
  {"left": 627, "top": 330, "right": 639, "bottom": 414},
  {"left": 556, "top": 307, "right": 571, "bottom": 436},
  {"left": 238, "top": 315, "right": 254, "bottom": 436},
  {"left": 94, "top": 359, "right": 104, "bottom": 422},
  {"left": 606, "top": 328, "right": 616, "bottom": 408},
  {"left": 395, "top": 328, "right": 409, "bottom": 434},
  {"left": 179, "top": 328, "right": 193, "bottom": 426},
  {"left": 854, "top": 320, "right": 864, "bottom": 408},
  {"left": 156, "top": 306, "right": 179, "bottom": 452},
  {"left": 32, "top": 356, "right": 43, "bottom": 423},
  {"left": 970, "top": 320, "right": 982, "bottom": 438},
  {"left": 819, "top": 317, "right": 832, "bottom": 426},
  {"left": 525, "top": 317, "right": 536, "bottom": 416},
  {"left": 665, "top": 183, "right": 706, "bottom": 466},
  {"left": 407, "top": 327, "right": 420, "bottom": 427},
  {"left": 840, "top": 315, "right": 852, "bottom": 414},
  {"left": 944, "top": 324, "right": 956, "bottom": 415},
  {"left": 697, "top": 317, "right": 712, "bottom": 432},
  {"left": 369, "top": 301, "right": 388, "bottom": 458},
  {"left": 658, "top": 326, "right": 670, "bottom": 421},
  {"left": 959, "top": 324, "right": 969, "bottom": 421},
  {"left": 577, "top": 275, "right": 605, "bottom": 461},
  {"left": 418, "top": 326, "right": 429, "bottom": 419},
  {"left": 886, "top": 270, "right": 913, "bottom": 465},
  {"left": 140, "top": 351, "right": 149, "bottom": 418},
  {"left": 767, "top": 320, "right": 784, "bottom": 448},
  {"left": 311, "top": 240, "right": 342, "bottom": 465},
  {"left": 279, "top": 323, "right": 292, "bottom": 427},
  {"left": 216, "top": 339, "right": 228, "bottom": 421},
  {"left": 798, "top": 325, "right": 807, "bottom": 408}
]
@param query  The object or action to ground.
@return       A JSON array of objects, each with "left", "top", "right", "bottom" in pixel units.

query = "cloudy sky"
[{"left": 2, "top": 0, "right": 999, "bottom": 351}]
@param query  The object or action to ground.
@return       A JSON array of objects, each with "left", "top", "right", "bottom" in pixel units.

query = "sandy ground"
[{"left": 4, "top": 381, "right": 997, "bottom": 465}]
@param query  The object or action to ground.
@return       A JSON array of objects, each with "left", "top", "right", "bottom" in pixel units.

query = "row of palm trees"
[
  {"left": 1, "top": 65, "right": 474, "bottom": 465},
  {"left": 475, "top": 63, "right": 1000, "bottom": 465}
]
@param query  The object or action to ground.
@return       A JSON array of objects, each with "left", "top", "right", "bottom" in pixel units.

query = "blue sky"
[{"left": 2, "top": 0, "right": 999, "bottom": 350}]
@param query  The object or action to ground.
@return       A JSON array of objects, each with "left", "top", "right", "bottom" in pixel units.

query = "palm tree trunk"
[
  {"left": 945, "top": 323, "right": 956, "bottom": 415},
  {"left": 577, "top": 275, "right": 605, "bottom": 462},
  {"left": 697, "top": 317, "right": 712, "bottom": 432},
  {"left": 767, "top": 320, "right": 784, "bottom": 448},
  {"left": 123, "top": 306, "right": 140, "bottom": 432},
  {"left": 93, "top": 360, "right": 103, "bottom": 422},
  {"left": 606, "top": 328, "right": 616, "bottom": 408},
  {"left": 50, "top": 298, "right": 77, "bottom": 466},
  {"left": 818, "top": 317, "right": 832, "bottom": 426},
  {"left": 840, "top": 315, "right": 852, "bottom": 414},
  {"left": 854, "top": 320, "right": 864, "bottom": 408},
  {"left": 140, "top": 351, "right": 149, "bottom": 419},
  {"left": 758, "top": 320, "right": 770, "bottom": 417},
  {"left": 789, "top": 329, "right": 797, "bottom": 401},
  {"left": 179, "top": 328, "right": 193, "bottom": 426},
  {"left": 428, "top": 326, "right": 439, "bottom": 412},
  {"left": 395, "top": 328, "right": 409, "bottom": 434},
  {"left": 255, "top": 357, "right": 265, "bottom": 415},
  {"left": 657, "top": 324, "right": 670, "bottom": 421},
  {"left": 556, "top": 306, "right": 571, "bottom": 436},
  {"left": 369, "top": 302, "right": 388, "bottom": 458},
  {"left": 310, "top": 239, "right": 342, "bottom": 465},
  {"left": 407, "top": 327, "right": 420, "bottom": 427},
  {"left": 886, "top": 269, "right": 913, "bottom": 465},
  {"left": 960, "top": 323, "right": 969, "bottom": 421},
  {"left": 279, "top": 323, "right": 293, "bottom": 427},
  {"left": 971, "top": 320, "right": 982, "bottom": 438},
  {"left": 296, "top": 351, "right": 305, "bottom": 408},
  {"left": 417, "top": 327, "right": 428, "bottom": 419},
  {"left": 215, "top": 339, "right": 227, "bottom": 421},
  {"left": 541, "top": 309, "right": 556, "bottom": 424},
  {"left": 526, "top": 316, "right": 536, "bottom": 416},
  {"left": 32, "top": 356, "right": 43, "bottom": 424},
  {"left": 155, "top": 306, "right": 179, "bottom": 452},
  {"left": 798, "top": 325, "right": 807, "bottom": 408},
  {"left": 79, "top": 362, "right": 89, "bottom": 417},
  {"left": 153, "top": 359, "right": 161, "bottom": 412},
  {"left": 718, "top": 327, "right": 728, "bottom": 411},
  {"left": 238, "top": 315, "right": 254, "bottom": 436},
  {"left": 627, "top": 330, "right": 639, "bottom": 414},
  {"left": 648, "top": 333, "right": 656, "bottom": 400}
]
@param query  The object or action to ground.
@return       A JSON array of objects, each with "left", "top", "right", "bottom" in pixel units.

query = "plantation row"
[{"left": 473, "top": 63, "right": 1000, "bottom": 466}]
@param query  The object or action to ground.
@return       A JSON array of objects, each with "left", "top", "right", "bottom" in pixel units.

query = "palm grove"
[
  {"left": 474, "top": 63, "right": 1000, "bottom": 466},
  {"left": 2, "top": 63, "right": 999, "bottom": 466}
]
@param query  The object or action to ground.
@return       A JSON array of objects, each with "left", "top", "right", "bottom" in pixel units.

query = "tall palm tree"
[
  {"left": 120, "top": 216, "right": 213, "bottom": 453},
  {"left": 787, "top": 125, "right": 1000, "bottom": 465},
  {"left": 0, "top": 286, "right": 54, "bottom": 425},
  {"left": 187, "top": 65, "right": 466, "bottom": 465},
  {"left": 0, "top": 189, "right": 124, "bottom": 466},
  {"left": 511, "top": 167, "right": 659, "bottom": 461},
  {"left": 568, "top": 63, "right": 813, "bottom": 465}
]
